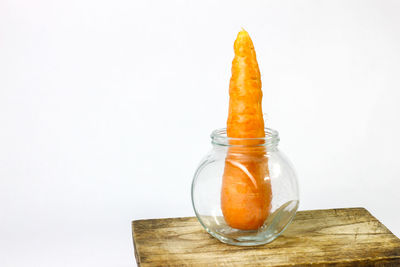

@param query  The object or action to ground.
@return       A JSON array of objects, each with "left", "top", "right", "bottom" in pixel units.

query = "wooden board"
[{"left": 132, "top": 208, "right": 400, "bottom": 266}]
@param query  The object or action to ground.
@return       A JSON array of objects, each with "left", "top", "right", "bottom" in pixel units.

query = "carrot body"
[{"left": 221, "top": 30, "right": 272, "bottom": 230}]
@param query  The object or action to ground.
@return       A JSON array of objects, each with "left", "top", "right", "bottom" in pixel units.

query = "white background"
[{"left": 1, "top": 0, "right": 399, "bottom": 266}]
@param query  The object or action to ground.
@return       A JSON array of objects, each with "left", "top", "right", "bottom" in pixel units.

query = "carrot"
[{"left": 221, "top": 30, "right": 272, "bottom": 230}]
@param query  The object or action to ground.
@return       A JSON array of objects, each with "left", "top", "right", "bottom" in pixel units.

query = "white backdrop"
[{"left": 1, "top": 0, "right": 399, "bottom": 266}]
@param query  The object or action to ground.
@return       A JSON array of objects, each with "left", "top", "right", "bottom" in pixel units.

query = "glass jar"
[{"left": 191, "top": 127, "right": 299, "bottom": 246}]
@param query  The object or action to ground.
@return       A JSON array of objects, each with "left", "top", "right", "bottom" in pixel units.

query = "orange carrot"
[{"left": 221, "top": 30, "right": 272, "bottom": 230}]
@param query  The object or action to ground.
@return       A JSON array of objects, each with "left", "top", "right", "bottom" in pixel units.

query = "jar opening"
[{"left": 211, "top": 128, "right": 280, "bottom": 147}]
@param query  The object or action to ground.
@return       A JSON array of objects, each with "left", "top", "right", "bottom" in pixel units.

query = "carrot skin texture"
[{"left": 221, "top": 30, "right": 272, "bottom": 230}]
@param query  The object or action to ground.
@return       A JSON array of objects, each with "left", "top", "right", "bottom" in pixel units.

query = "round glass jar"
[{"left": 191, "top": 128, "right": 299, "bottom": 246}]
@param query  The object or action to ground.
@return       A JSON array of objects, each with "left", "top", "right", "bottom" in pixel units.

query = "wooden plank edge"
[
  {"left": 131, "top": 207, "right": 369, "bottom": 225},
  {"left": 132, "top": 223, "right": 142, "bottom": 266}
]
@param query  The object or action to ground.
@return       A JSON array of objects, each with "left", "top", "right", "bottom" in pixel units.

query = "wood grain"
[{"left": 132, "top": 208, "right": 400, "bottom": 266}]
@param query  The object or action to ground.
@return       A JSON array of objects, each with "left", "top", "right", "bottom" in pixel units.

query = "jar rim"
[{"left": 210, "top": 128, "right": 280, "bottom": 147}]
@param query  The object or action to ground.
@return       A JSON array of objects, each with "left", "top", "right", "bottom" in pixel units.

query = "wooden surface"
[{"left": 132, "top": 208, "right": 400, "bottom": 266}]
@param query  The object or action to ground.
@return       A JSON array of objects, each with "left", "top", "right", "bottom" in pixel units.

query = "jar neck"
[
  {"left": 210, "top": 128, "right": 280, "bottom": 151},
  {"left": 212, "top": 142, "right": 278, "bottom": 152}
]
